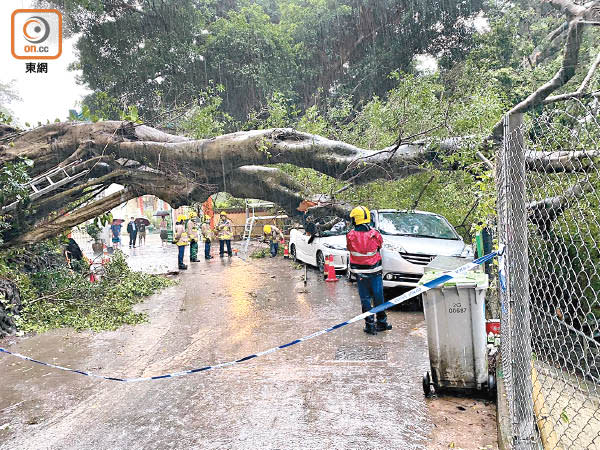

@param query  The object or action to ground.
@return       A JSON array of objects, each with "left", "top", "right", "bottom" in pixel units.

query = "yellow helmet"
[
  {"left": 177, "top": 214, "right": 187, "bottom": 222},
  {"left": 349, "top": 206, "right": 370, "bottom": 225},
  {"left": 188, "top": 211, "right": 197, "bottom": 219},
  {"left": 220, "top": 211, "right": 227, "bottom": 216},
  {"left": 263, "top": 225, "right": 272, "bottom": 234}
]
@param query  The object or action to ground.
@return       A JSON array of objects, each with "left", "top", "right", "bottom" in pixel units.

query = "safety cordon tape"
[{"left": 0, "top": 249, "right": 502, "bottom": 382}]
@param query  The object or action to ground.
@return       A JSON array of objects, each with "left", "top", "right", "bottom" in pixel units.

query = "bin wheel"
[
  {"left": 423, "top": 372, "right": 432, "bottom": 397},
  {"left": 487, "top": 373, "right": 496, "bottom": 396}
]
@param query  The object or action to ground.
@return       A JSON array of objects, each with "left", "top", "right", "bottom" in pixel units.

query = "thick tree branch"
[
  {"left": 543, "top": 90, "right": 600, "bottom": 104},
  {"left": 578, "top": 50, "right": 600, "bottom": 92},
  {"left": 527, "top": 178, "right": 594, "bottom": 231},
  {"left": 543, "top": 50, "right": 600, "bottom": 103},
  {"left": 8, "top": 189, "right": 138, "bottom": 247},
  {"left": 525, "top": 150, "right": 600, "bottom": 172}
]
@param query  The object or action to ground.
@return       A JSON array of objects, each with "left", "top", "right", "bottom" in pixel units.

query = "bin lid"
[
  {"left": 418, "top": 270, "right": 489, "bottom": 288},
  {"left": 424, "top": 255, "right": 473, "bottom": 273}
]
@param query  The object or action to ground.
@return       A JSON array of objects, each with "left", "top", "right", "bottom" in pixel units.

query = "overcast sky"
[{"left": 0, "top": 0, "right": 91, "bottom": 126}]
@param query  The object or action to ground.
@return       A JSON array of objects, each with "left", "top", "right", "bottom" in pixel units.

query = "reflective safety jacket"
[
  {"left": 266, "top": 225, "right": 284, "bottom": 242},
  {"left": 173, "top": 223, "right": 189, "bottom": 246},
  {"left": 217, "top": 219, "right": 233, "bottom": 240},
  {"left": 187, "top": 220, "right": 199, "bottom": 241},
  {"left": 346, "top": 225, "right": 383, "bottom": 275},
  {"left": 201, "top": 222, "right": 213, "bottom": 242}
]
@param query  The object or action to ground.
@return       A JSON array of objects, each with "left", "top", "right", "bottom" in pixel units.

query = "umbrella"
[
  {"left": 112, "top": 218, "right": 125, "bottom": 225},
  {"left": 135, "top": 217, "right": 150, "bottom": 226},
  {"left": 153, "top": 210, "right": 170, "bottom": 217}
]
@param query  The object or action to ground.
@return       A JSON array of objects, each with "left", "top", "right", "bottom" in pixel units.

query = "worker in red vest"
[{"left": 346, "top": 206, "right": 392, "bottom": 335}]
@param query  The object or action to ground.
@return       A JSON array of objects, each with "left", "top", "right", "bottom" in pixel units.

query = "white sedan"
[{"left": 289, "top": 227, "right": 349, "bottom": 273}]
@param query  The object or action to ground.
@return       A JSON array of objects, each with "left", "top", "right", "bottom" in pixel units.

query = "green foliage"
[
  {"left": 46, "top": 0, "right": 485, "bottom": 122},
  {"left": 0, "top": 111, "right": 13, "bottom": 125},
  {"left": 0, "top": 80, "right": 20, "bottom": 122},
  {"left": 250, "top": 247, "right": 270, "bottom": 258},
  {"left": 69, "top": 92, "right": 143, "bottom": 124},
  {"left": 120, "top": 105, "right": 142, "bottom": 124},
  {"left": 0, "top": 159, "right": 32, "bottom": 245},
  {"left": 212, "top": 192, "right": 246, "bottom": 209},
  {"left": 177, "top": 85, "right": 232, "bottom": 138},
  {"left": 3, "top": 249, "right": 176, "bottom": 333},
  {"left": 250, "top": 245, "right": 283, "bottom": 258},
  {"left": 85, "top": 222, "right": 101, "bottom": 240}
]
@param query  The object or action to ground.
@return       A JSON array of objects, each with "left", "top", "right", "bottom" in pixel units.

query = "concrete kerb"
[
  {"left": 497, "top": 356, "right": 545, "bottom": 450},
  {"left": 496, "top": 356, "right": 513, "bottom": 450}
]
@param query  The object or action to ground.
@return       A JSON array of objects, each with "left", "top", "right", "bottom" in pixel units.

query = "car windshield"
[
  {"left": 377, "top": 212, "right": 459, "bottom": 240},
  {"left": 321, "top": 220, "right": 349, "bottom": 236}
]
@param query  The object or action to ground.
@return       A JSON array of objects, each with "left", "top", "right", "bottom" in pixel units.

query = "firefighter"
[
  {"left": 201, "top": 215, "right": 214, "bottom": 259},
  {"left": 346, "top": 206, "right": 392, "bottom": 335},
  {"left": 263, "top": 224, "right": 284, "bottom": 257},
  {"left": 216, "top": 211, "right": 233, "bottom": 257},
  {"left": 187, "top": 211, "right": 200, "bottom": 262},
  {"left": 173, "top": 214, "right": 189, "bottom": 270}
]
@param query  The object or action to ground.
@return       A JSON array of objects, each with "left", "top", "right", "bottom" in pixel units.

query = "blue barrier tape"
[{"left": 0, "top": 251, "right": 498, "bottom": 382}]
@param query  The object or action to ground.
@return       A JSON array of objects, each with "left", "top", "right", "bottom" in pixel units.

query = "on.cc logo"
[
  {"left": 23, "top": 16, "right": 51, "bottom": 44},
  {"left": 11, "top": 9, "right": 62, "bottom": 60}
]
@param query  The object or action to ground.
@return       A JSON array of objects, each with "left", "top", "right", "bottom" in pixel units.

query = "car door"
[{"left": 294, "top": 231, "right": 312, "bottom": 264}]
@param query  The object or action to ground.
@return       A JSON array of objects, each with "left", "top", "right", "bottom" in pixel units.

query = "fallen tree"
[{"left": 1, "top": 0, "right": 599, "bottom": 248}]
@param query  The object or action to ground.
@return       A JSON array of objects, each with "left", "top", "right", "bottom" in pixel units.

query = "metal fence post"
[{"left": 500, "top": 113, "right": 535, "bottom": 449}]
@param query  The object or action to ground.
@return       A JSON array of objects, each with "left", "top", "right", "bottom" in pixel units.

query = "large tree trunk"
[
  {"left": 1, "top": 121, "right": 440, "bottom": 248},
  {"left": 1, "top": 118, "right": 598, "bottom": 248}
]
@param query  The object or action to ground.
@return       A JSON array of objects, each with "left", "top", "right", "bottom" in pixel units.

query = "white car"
[
  {"left": 290, "top": 210, "right": 472, "bottom": 287},
  {"left": 289, "top": 227, "right": 349, "bottom": 273},
  {"left": 369, "top": 209, "right": 473, "bottom": 288}
]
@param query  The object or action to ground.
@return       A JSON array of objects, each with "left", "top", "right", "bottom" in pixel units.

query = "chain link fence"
[{"left": 497, "top": 101, "right": 600, "bottom": 450}]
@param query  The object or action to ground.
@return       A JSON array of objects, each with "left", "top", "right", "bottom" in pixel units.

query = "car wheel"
[
  {"left": 316, "top": 251, "right": 325, "bottom": 273},
  {"left": 345, "top": 264, "right": 355, "bottom": 282},
  {"left": 290, "top": 244, "right": 297, "bottom": 262}
]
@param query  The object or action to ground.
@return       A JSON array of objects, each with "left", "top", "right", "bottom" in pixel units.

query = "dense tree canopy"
[{"left": 40, "top": 0, "right": 485, "bottom": 122}]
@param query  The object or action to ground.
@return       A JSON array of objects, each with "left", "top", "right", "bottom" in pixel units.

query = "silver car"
[{"left": 349, "top": 209, "right": 473, "bottom": 288}]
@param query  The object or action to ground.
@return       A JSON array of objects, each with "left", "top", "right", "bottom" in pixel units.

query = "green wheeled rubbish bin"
[{"left": 419, "top": 260, "right": 494, "bottom": 397}]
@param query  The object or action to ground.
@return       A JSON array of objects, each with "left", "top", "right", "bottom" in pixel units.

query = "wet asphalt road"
[{"left": 0, "top": 239, "right": 497, "bottom": 449}]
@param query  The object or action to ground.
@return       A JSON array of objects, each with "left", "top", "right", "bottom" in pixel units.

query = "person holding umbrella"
[
  {"left": 136, "top": 217, "right": 150, "bottom": 246},
  {"left": 110, "top": 219, "right": 124, "bottom": 249}
]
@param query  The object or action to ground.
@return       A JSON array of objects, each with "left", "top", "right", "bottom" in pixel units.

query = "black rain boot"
[
  {"left": 363, "top": 321, "right": 377, "bottom": 335},
  {"left": 376, "top": 321, "right": 392, "bottom": 332}
]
